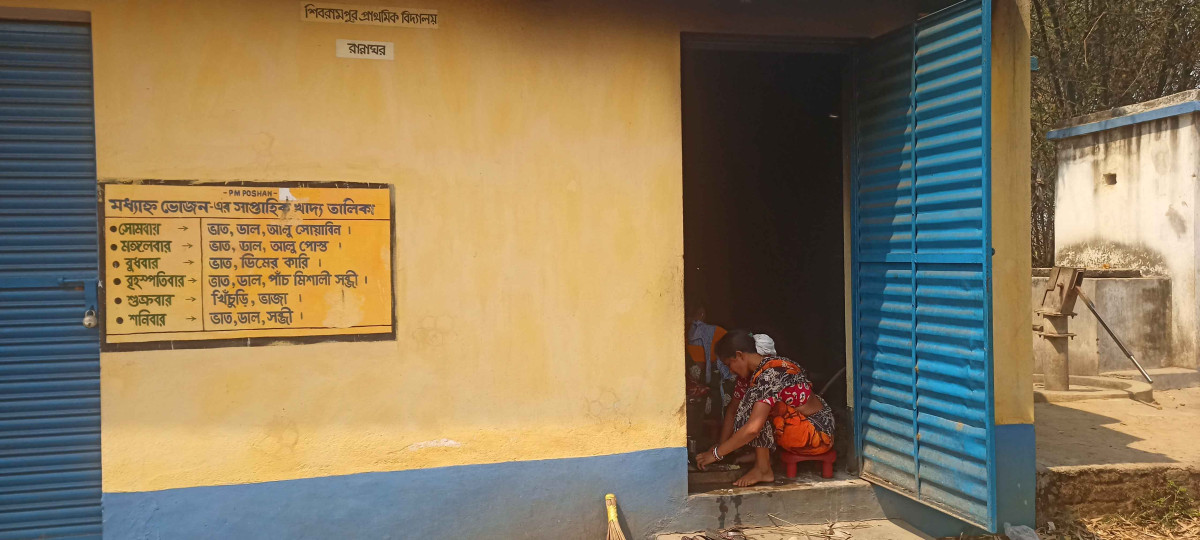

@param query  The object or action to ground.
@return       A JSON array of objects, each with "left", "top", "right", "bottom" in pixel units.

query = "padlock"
[{"left": 82, "top": 309, "right": 98, "bottom": 329}]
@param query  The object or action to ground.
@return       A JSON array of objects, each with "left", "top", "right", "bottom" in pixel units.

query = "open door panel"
[{"left": 851, "top": 0, "right": 997, "bottom": 530}]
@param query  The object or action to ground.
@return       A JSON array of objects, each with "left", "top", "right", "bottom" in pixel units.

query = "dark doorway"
[{"left": 682, "top": 44, "right": 849, "bottom": 431}]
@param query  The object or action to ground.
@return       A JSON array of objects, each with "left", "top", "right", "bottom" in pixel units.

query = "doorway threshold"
[
  {"left": 656, "top": 519, "right": 934, "bottom": 540},
  {"left": 689, "top": 469, "right": 858, "bottom": 496},
  {"left": 663, "top": 469, "right": 888, "bottom": 534}
]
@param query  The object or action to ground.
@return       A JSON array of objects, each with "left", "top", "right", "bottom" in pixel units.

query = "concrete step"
[
  {"left": 1104, "top": 367, "right": 1200, "bottom": 390},
  {"left": 655, "top": 518, "right": 933, "bottom": 540},
  {"left": 657, "top": 471, "right": 887, "bottom": 534}
]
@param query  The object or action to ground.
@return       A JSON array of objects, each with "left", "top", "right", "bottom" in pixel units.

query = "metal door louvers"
[
  {"left": 851, "top": 0, "right": 996, "bottom": 530},
  {"left": 0, "top": 20, "right": 101, "bottom": 539}
]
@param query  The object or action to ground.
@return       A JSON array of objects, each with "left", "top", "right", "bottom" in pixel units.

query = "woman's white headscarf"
[
  {"left": 718, "top": 333, "right": 778, "bottom": 408},
  {"left": 753, "top": 333, "right": 776, "bottom": 355}
]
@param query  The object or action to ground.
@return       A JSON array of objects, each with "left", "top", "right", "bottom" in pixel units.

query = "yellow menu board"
[{"left": 100, "top": 182, "right": 394, "bottom": 349}]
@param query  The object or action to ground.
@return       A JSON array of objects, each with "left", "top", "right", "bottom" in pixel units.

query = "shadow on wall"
[
  {"left": 1056, "top": 240, "right": 1169, "bottom": 277},
  {"left": 1034, "top": 403, "right": 1175, "bottom": 467}
]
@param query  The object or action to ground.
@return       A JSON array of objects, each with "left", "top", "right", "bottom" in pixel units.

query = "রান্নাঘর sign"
[
  {"left": 100, "top": 182, "right": 395, "bottom": 350},
  {"left": 336, "top": 39, "right": 394, "bottom": 60}
]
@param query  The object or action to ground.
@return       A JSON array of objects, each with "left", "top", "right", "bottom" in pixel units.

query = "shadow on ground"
[{"left": 1035, "top": 402, "right": 1175, "bottom": 467}]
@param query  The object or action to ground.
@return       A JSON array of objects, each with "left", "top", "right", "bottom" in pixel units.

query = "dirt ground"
[
  {"left": 1034, "top": 387, "right": 1200, "bottom": 539},
  {"left": 1036, "top": 387, "right": 1200, "bottom": 467}
]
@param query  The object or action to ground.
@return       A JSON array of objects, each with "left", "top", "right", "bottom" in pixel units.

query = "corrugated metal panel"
[
  {"left": 852, "top": 22, "right": 920, "bottom": 500},
  {"left": 0, "top": 20, "right": 101, "bottom": 540},
  {"left": 852, "top": 0, "right": 996, "bottom": 530}
]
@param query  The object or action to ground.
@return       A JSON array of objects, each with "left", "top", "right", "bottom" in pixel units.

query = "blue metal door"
[
  {"left": 851, "top": 0, "right": 996, "bottom": 530},
  {"left": 0, "top": 20, "right": 101, "bottom": 539}
]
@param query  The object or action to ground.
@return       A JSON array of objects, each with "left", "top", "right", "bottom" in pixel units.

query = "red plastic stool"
[{"left": 780, "top": 449, "right": 836, "bottom": 479}]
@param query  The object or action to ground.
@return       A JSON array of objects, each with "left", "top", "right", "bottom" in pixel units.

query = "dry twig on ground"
[{"left": 719, "top": 516, "right": 870, "bottom": 539}]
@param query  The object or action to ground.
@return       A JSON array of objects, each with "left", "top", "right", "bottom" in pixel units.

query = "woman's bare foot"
[{"left": 732, "top": 467, "right": 774, "bottom": 487}]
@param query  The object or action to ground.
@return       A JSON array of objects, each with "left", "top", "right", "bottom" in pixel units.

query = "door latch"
[{"left": 58, "top": 278, "right": 99, "bottom": 329}]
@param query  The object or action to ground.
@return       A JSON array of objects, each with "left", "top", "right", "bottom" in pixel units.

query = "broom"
[{"left": 605, "top": 493, "right": 627, "bottom": 540}]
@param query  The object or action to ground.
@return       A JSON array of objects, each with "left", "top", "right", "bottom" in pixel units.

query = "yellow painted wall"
[
  {"left": 990, "top": 0, "right": 1035, "bottom": 425},
  {"left": 0, "top": 0, "right": 917, "bottom": 493}
]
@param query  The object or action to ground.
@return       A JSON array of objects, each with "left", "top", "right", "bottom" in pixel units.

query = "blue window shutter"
[
  {"left": 852, "top": 0, "right": 996, "bottom": 530},
  {"left": 0, "top": 19, "right": 102, "bottom": 539}
]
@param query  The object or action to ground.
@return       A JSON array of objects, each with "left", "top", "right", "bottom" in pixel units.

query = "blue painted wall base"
[
  {"left": 994, "top": 423, "right": 1036, "bottom": 528},
  {"left": 103, "top": 447, "right": 687, "bottom": 540}
]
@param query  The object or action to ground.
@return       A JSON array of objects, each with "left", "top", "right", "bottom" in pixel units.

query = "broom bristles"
[
  {"left": 607, "top": 520, "right": 627, "bottom": 540},
  {"left": 605, "top": 494, "right": 628, "bottom": 540}
]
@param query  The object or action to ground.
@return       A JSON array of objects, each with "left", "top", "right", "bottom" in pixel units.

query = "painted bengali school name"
[{"left": 301, "top": 2, "right": 438, "bottom": 28}]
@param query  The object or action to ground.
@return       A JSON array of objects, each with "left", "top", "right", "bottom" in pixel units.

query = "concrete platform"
[
  {"left": 1105, "top": 366, "right": 1200, "bottom": 390},
  {"left": 655, "top": 519, "right": 933, "bottom": 539},
  {"left": 1032, "top": 373, "right": 1153, "bottom": 403}
]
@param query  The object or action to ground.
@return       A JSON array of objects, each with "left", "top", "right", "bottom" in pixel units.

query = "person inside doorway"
[
  {"left": 686, "top": 298, "right": 731, "bottom": 421},
  {"left": 695, "top": 329, "right": 834, "bottom": 487},
  {"left": 686, "top": 296, "right": 782, "bottom": 454}
]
